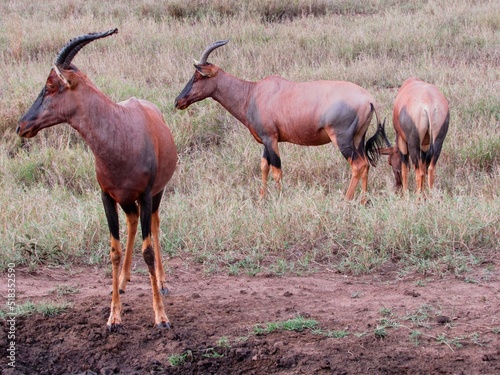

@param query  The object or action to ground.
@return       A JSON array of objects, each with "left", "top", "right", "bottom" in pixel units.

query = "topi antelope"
[
  {"left": 379, "top": 77, "right": 449, "bottom": 194},
  {"left": 175, "top": 40, "right": 385, "bottom": 202},
  {"left": 17, "top": 29, "right": 178, "bottom": 330}
]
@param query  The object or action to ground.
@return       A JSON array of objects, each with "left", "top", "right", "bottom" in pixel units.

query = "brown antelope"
[
  {"left": 17, "top": 29, "right": 178, "bottom": 330},
  {"left": 175, "top": 40, "right": 385, "bottom": 202},
  {"left": 379, "top": 77, "right": 449, "bottom": 194}
]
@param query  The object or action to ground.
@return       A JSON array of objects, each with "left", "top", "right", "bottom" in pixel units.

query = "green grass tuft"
[
  {"left": 253, "top": 316, "right": 319, "bottom": 335},
  {"left": 0, "top": 300, "right": 70, "bottom": 320}
]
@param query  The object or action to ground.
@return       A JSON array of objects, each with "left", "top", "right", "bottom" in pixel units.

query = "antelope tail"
[{"left": 365, "top": 104, "right": 386, "bottom": 167}]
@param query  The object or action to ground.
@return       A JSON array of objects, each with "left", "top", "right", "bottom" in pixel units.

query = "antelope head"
[
  {"left": 378, "top": 121, "right": 403, "bottom": 189},
  {"left": 174, "top": 39, "right": 229, "bottom": 110},
  {"left": 17, "top": 29, "right": 118, "bottom": 138}
]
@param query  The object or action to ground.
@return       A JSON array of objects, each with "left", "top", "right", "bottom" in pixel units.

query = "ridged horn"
[
  {"left": 197, "top": 39, "right": 229, "bottom": 65},
  {"left": 55, "top": 28, "right": 118, "bottom": 69}
]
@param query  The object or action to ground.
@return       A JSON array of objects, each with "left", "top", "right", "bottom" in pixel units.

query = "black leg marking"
[
  {"left": 152, "top": 189, "right": 164, "bottom": 214},
  {"left": 401, "top": 153, "right": 410, "bottom": 169},
  {"left": 139, "top": 188, "right": 153, "bottom": 241},
  {"left": 101, "top": 191, "right": 119, "bottom": 241},
  {"left": 264, "top": 144, "right": 281, "bottom": 169},
  {"left": 336, "top": 127, "right": 358, "bottom": 162},
  {"left": 262, "top": 147, "right": 271, "bottom": 165}
]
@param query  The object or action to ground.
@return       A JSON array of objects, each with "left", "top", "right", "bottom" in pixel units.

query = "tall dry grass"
[{"left": 0, "top": 0, "right": 498, "bottom": 275}]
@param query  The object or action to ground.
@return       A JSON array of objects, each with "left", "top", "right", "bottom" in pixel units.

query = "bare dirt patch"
[{"left": 1, "top": 257, "right": 499, "bottom": 374}]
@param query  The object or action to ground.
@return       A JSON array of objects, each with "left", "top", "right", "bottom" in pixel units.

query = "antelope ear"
[
  {"left": 53, "top": 65, "right": 73, "bottom": 88},
  {"left": 194, "top": 64, "right": 214, "bottom": 77}
]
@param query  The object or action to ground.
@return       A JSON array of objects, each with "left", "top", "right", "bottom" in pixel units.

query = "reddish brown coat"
[
  {"left": 17, "top": 31, "right": 177, "bottom": 330},
  {"left": 175, "top": 41, "right": 385, "bottom": 202},
  {"left": 380, "top": 77, "right": 449, "bottom": 193}
]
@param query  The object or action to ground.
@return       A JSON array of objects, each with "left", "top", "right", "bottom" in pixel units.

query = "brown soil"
[{"left": 1, "top": 257, "right": 499, "bottom": 375}]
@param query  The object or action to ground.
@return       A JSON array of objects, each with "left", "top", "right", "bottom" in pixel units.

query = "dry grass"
[{"left": 0, "top": 0, "right": 498, "bottom": 274}]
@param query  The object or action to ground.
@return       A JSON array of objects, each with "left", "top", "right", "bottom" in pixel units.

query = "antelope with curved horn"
[
  {"left": 175, "top": 40, "right": 385, "bottom": 202},
  {"left": 379, "top": 77, "right": 449, "bottom": 194},
  {"left": 17, "top": 29, "right": 178, "bottom": 330}
]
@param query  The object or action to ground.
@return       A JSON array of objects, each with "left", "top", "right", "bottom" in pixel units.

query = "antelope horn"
[
  {"left": 55, "top": 28, "right": 118, "bottom": 69},
  {"left": 197, "top": 39, "right": 229, "bottom": 65}
]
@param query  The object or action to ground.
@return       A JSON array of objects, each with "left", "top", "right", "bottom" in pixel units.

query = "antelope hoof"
[
  {"left": 107, "top": 323, "right": 123, "bottom": 332},
  {"left": 156, "top": 321, "right": 172, "bottom": 329},
  {"left": 160, "top": 286, "right": 169, "bottom": 296},
  {"left": 109, "top": 289, "right": 126, "bottom": 295}
]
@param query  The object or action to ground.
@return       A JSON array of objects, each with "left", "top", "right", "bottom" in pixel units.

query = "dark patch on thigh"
[
  {"left": 248, "top": 97, "right": 281, "bottom": 168},
  {"left": 247, "top": 97, "right": 266, "bottom": 141},
  {"left": 399, "top": 106, "right": 421, "bottom": 167},
  {"left": 435, "top": 111, "right": 450, "bottom": 144},
  {"left": 140, "top": 136, "right": 158, "bottom": 184},
  {"left": 430, "top": 111, "right": 449, "bottom": 164},
  {"left": 321, "top": 102, "right": 359, "bottom": 161}
]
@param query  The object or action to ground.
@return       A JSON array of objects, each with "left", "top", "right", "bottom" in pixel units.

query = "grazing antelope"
[
  {"left": 175, "top": 40, "right": 385, "bottom": 202},
  {"left": 17, "top": 29, "right": 178, "bottom": 330},
  {"left": 379, "top": 77, "right": 449, "bottom": 193}
]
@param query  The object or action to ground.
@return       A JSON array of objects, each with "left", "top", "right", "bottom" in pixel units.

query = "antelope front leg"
[
  {"left": 140, "top": 189, "right": 170, "bottom": 329},
  {"left": 108, "top": 237, "right": 123, "bottom": 329},
  {"left": 262, "top": 140, "right": 282, "bottom": 196},
  {"left": 102, "top": 192, "right": 123, "bottom": 330},
  {"left": 143, "top": 238, "right": 171, "bottom": 328},
  {"left": 260, "top": 148, "right": 271, "bottom": 198},
  {"left": 119, "top": 204, "right": 139, "bottom": 294},
  {"left": 152, "top": 210, "right": 168, "bottom": 295}
]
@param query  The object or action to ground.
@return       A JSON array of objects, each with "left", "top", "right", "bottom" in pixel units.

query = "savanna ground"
[
  {"left": 0, "top": 258, "right": 499, "bottom": 374},
  {"left": 1, "top": 0, "right": 499, "bottom": 374}
]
